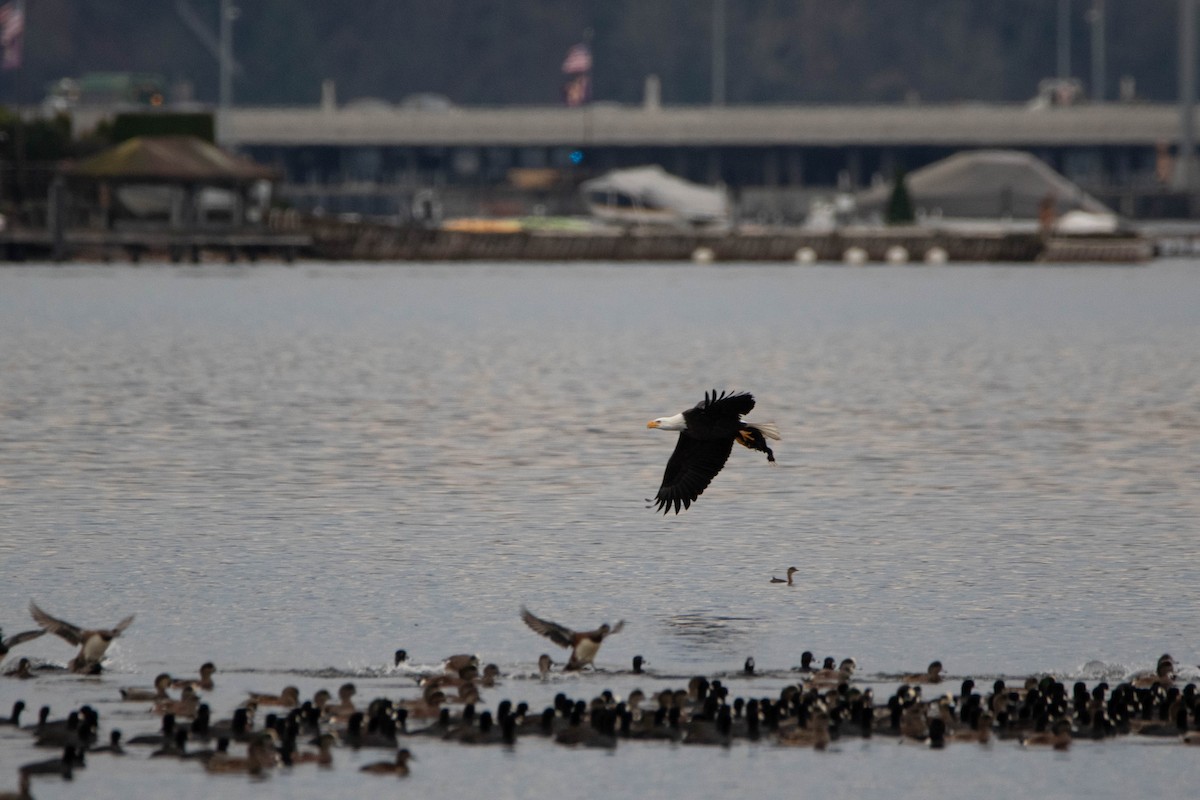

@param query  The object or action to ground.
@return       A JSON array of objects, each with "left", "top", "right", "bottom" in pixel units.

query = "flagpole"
[
  {"left": 582, "top": 28, "right": 593, "bottom": 152},
  {"left": 712, "top": 0, "right": 726, "bottom": 106},
  {"left": 13, "top": 3, "right": 23, "bottom": 214}
]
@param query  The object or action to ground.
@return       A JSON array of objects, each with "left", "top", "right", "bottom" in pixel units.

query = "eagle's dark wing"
[
  {"left": 698, "top": 390, "right": 756, "bottom": 418},
  {"left": 653, "top": 433, "right": 735, "bottom": 514},
  {"left": 520, "top": 607, "right": 575, "bottom": 649}
]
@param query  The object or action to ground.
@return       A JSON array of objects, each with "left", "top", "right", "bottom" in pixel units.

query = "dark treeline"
[{"left": 4, "top": 0, "right": 1185, "bottom": 107}]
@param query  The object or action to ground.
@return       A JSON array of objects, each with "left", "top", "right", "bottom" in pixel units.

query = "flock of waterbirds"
[
  {"left": 1, "top": 601, "right": 1199, "bottom": 796},
  {"left": 3, "top": 391, "right": 1198, "bottom": 796}
]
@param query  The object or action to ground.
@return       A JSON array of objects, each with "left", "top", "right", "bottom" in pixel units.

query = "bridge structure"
[{"left": 223, "top": 102, "right": 1191, "bottom": 221}]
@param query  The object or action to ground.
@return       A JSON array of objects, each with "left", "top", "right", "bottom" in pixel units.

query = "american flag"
[
  {"left": 0, "top": 0, "right": 23, "bottom": 71},
  {"left": 561, "top": 42, "right": 591, "bottom": 75}
]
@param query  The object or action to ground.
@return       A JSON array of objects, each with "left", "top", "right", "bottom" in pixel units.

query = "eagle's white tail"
[{"left": 753, "top": 421, "right": 781, "bottom": 440}]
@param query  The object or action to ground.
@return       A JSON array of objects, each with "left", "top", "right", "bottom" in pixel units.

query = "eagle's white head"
[{"left": 646, "top": 412, "right": 687, "bottom": 431}]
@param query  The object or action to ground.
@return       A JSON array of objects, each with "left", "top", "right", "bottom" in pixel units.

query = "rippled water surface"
[{"left": 1, "top": 259, "right": 1198, "bottom": 799}]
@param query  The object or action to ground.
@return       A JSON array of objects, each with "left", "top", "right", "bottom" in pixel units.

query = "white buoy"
[
  {"left": 924, "top": 246, "right": 948, "bottom": 264},
  {"left": 691, "top": 246, "right": 715, "bottom": 264},
  {"left": 795, "top": 247, "right": 818, "bottom": 264},
  {"left": 885, "top": 245, "right": 909, "bottom": 264},
  {"left": 843, "top": 246, "right": 868, "bottom": 265}
]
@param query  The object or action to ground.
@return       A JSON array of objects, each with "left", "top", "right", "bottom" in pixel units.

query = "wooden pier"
[
  {"left": 0, "top": 228, "right": 312, "bottom": 263},
  {"left": 0, "top": 220, "right": 1154, "bottom": 264},
  {"left": 307, "top": 219, "right": 1154, "bottom": 264}
]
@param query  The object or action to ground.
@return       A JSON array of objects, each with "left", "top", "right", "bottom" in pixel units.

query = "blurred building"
[{"left": 213, "top": 99, "right": 1185, "bottom": 223}]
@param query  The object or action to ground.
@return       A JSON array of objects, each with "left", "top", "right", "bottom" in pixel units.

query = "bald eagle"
[{"left": 646, "top": 390, "right": 779, "bottom": 514}]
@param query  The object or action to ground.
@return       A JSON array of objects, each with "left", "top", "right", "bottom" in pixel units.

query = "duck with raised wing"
[
  {"left": 0, "top": 626, "right": 45, "bottom": 657},
  {"left": 28, "top": 602, "right": 134, "bottom": 674},
  {"left": 520, "top": 607, "right": 624, "bottom": 671}
]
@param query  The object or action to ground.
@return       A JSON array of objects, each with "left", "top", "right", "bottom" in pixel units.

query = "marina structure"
[{"left": 216, "top": 101, "right": 1192, "bottom": 221}]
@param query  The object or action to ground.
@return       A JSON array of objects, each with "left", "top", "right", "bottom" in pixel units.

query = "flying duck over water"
[{"left": 646, "top": 390, "right": 779, "bottom": 514}]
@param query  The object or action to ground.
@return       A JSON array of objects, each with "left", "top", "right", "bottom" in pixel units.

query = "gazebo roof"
[{"left": 66, "top": 135, "right": 275, "bottom": 184}]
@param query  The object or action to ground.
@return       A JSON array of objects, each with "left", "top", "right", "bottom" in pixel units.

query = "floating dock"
[
  {"left": 307, "top": 219, "right": 1155, "bottom": 264},
  {"left": 0, "top": 221, "right": 1155, "bottom": 264},
  {"left": 0, "top": 228, "right": 312, "bottom": 263}
]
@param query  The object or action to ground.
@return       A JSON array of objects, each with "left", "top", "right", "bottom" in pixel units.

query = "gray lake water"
[{"left": 1, "top": 259, "right": 1198, "bottom": 799}]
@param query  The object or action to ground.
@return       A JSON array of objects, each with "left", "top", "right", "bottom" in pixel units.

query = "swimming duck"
[
  {"left": 770, "top": 567, "right": 799, "bottom": 585},
  {"left": 400, "top": 690, "right": 447, "bottom": 720},
  {"left": 155, "top": 686, "right": 201, "bottom": 718},
  {"left": 793, "top": 651, "right": 816, "bottom": 673},
  {"left": 422, "top": 665, "right": 478, "bottom": 691},
  {"left": 1131, "top": 656, "right": 1175, "bottom": 689},
  {"left": 949, "top": 711, "right": 994, "bottom": 744},
  {"left": 2, "top": 658, "right": 34, "bottom": 680},
  {"left": 903, "top": 661, "right": 945, "bottom": 684},
  {"left": 776, "top": 709, "right": 831, "bottom": 750},
  {"left": 150, "top": 729, "right": 189, "bottom": 759},
  {"left": 444, "top": 710, "right": 513, "bottom": 745},
  {"left": 0, "top": 626, "right": 45, "bottom": 657},
  {"left": 809, "top": 658, "right": 856, "bottom": 687},
  {"left": 207, "top": 707, "right": 253, "bottom": 743},
  {"left": 89, "top": 730, "right": 125, "bottom": 755},
  {"left": 537, "top": 654, "right": 554, "bottom": 678},
  {"left": 442, "top": 654, "right": 478, "bottom": 674},
  {"left": 204, "top": 733, "right": 277, "bottom": 775},
  {"left": 172, "top": 662, "right": 216, "bottom": 692},
  {"left": 1020, "top": 718, "right": 1072, "bottom": 750},
  {"left": 479, "top": 663, "right": 501, "bottom": 687},
  {"left": 320, "top": 683, "right": 357, "bottom": 719},
  {"left": 246, "top": 686, "right": 299, "bottom": 708},
  {"left": 28, "top": 602, "right": 134, "bottom": 674},
  {"left": 520, "top": 607, "right": 624, "bottom": 671},
  {"left": 632, "top": 655, "right": 646, "bottom": 674},
  {"left": 554, "top": 705, "right": 617, "bottom": 749},
  {"left": 120, "top": 673, "right": 173, "bottom": 702},
  {"left": 0, "top": 771, "right": 32, "bottom": 800},
  {"left": 359, "top": 748, "right": 414, "bottom": 776},
  {"left": 393, "top": 649, "right": 408, "bottom": 666},
  {"left": 0, "top": 702, "right": 24, "bottom": 727},
  {"left": 291, "top": 733, "right": 335, "bottom": 766},
  {"left": 126, "top": 713, "right": 178, "bottom": 746},
  {"left": 31, "top": 707, "right": 98, "bottom": 749},
  {"left": 18, "top": 746, "right": 77, "bottom": 780}
]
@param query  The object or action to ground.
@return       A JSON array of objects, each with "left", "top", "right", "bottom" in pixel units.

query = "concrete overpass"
[{"left": 227, "top": 103, "right": 1179, "bottom": 147}]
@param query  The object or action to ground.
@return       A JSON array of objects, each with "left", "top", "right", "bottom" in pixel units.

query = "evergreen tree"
[{"left": 885, "top": 167, "right": 915, "bottom": 225}]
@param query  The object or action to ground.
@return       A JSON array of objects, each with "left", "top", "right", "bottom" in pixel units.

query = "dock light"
[{"left": 569, "top": 150, "right": 585, "bottom": 165}]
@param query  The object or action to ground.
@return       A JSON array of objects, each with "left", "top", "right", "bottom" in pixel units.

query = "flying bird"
[
  {"left": 29, "top": 602, "right": 135, "bottom": 674},
  {"left": 646, "top": 390, "right": 779, "bottom": 513},
  {"left": 519, "top": 607, "right": 624, "bottom": 671}
]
